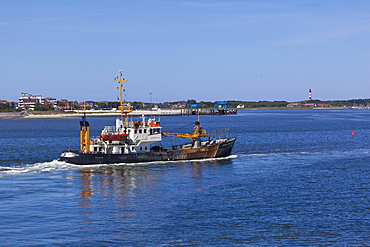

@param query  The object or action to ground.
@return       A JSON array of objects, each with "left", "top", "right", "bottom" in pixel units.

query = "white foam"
[{"left": 0, "top": 160, "right": 79, "bottom": 177}]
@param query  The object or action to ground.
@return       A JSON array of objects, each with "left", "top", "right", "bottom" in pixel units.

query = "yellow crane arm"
[
  {"left": 162, "top": 124, "right": 207, "bottom": 140},
  {"left": 162, "top": 132, "right": 206, "bottom": 140}
]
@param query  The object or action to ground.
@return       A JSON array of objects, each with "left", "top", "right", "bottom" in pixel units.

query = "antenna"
[
  {"left": 149, "top": 88, "right": 153, "bottom": 117},
  {"left": 150, "top": 87, "right": 152, "bottom": 104}
]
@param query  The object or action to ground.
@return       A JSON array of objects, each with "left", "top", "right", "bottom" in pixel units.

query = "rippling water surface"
[{"left": 1, "top": 110, "right": 369, "bottom": 246}]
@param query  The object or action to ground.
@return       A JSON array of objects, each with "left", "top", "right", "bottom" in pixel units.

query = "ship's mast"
[{"left": 114, "top": 70, "right": 132, "bottom": 127}]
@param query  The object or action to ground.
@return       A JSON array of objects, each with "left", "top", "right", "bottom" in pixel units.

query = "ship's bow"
[{"left": 215, "top": 137, "right": 236, "bottom": 157}]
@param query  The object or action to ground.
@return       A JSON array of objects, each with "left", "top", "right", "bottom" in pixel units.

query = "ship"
[{"left": 59, "top": 71, "right": 236, "bottom": 165}]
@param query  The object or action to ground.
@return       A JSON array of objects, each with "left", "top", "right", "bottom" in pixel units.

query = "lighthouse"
[{"left": 308, "top": 89, "right": 312, "bottom": 100}]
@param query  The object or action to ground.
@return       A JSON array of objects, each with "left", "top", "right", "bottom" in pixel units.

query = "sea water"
[{"left": 0, "top": 110, "right": 369, "bottom": 246}]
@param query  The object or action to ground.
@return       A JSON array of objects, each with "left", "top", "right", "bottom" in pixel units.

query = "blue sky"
[{"left": 1, "top": 0, "right": 370, "bottom": 103}]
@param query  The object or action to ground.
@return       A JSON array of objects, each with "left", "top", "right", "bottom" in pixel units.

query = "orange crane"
[{"left": 162, "top": 122, "right": 207, "bottom": 140}]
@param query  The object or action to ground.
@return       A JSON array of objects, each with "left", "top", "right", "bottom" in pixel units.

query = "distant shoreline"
[{"left": 0, "top": 107, "right": 356, "bottom": 119}]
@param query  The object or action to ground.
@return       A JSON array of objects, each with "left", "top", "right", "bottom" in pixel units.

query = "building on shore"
[
  {"left": 18, "top": 93, "right": 57, "bottom": 110},
  {"left": 0, "top": 100, "right": 17, "bottom": 109}
]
